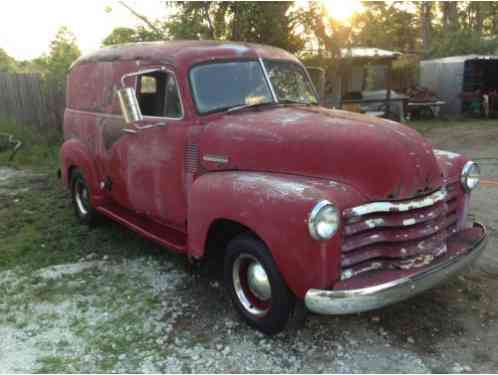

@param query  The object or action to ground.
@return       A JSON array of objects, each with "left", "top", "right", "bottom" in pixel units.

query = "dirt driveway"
[{"left": 0, "top": 124, "right": 497, "bottom": 373}]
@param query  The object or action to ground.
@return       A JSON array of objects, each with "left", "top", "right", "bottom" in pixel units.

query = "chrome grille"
[{"left": 341, "top": 185, "right": 459, "bottom": 280}]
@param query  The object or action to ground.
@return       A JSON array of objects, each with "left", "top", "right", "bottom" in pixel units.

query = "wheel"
[
  {"left": 71, "top": 168, "right": 97, "bottom": 225},
  {"left": 224, "top": 234, "right": 297, "bottom": 335}
]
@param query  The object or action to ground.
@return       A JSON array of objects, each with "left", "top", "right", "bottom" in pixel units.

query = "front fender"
[
  {"left": 433, "top": 149, "right": 467, "bottom": 184},
  {"left": 188, "top": 171, "right": 364, "bottom": 298},
  {"left": 433, "top": 149, "right": 472, "bottom": 230}
]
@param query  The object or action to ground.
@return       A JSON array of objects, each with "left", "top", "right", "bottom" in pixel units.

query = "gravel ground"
[{"left": 0, "top": 124, "right": 497, "bottom": 373}]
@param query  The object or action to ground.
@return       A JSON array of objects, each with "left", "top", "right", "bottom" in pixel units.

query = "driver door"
[{"left": 107, "top": 66, "right": 188, "bottom": 228}]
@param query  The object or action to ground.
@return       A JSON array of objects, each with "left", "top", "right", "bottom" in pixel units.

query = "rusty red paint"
[{"left": 61, "top": 41, "right": 485, "bottom": 301}]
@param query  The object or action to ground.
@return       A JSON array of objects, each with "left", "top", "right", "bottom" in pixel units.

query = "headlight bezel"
[
  {"left": 460, "top": 161, "right": 480, "bottom": 192},
  {"left": 308, "top": 200, "right": 340, "bottom": 241}
]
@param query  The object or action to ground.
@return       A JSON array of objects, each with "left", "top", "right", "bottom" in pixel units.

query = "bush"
[{"left": 0, "top": 119, "right": 60, "bottom": 170}]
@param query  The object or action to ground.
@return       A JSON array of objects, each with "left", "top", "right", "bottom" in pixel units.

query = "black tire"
[
  {"left": 70, "top": 168, "right": 97, "bottom": 226},
  {"left": 224, "top": 233, "right": 297, "bottom": 335}
]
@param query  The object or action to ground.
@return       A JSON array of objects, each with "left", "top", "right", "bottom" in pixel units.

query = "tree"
[
  {"left": 103, "top": 1, "right": 166, "bottom": 45},
  {"left": 166, "top": 1, "right": 304, "bottom": 52},
  {"left": 419, "top": 2, "right": 433, "bottom": 54},
  {"left": 37, "top": 26, "right": 81, "bottom": 90},
  {"left": 102, "top": 26, "right": 164, "bottom": 46},
  {"left": 102, "top": 27, "right": 141, "bottom": 45},
  {"left": 31, "top": 26, "right": 81, "bottom": 131},
  {"left": 351, "top": 3, "right": 418, "bottom": 52},
  {"left": 440, "top": 1, "right": 459, "bottom": 33},
  {"left": 0, "top": 49, "right": 19, "bottom": 73},
  {"left": 429, "top": 29, "right": 498, "bottom": 58}
]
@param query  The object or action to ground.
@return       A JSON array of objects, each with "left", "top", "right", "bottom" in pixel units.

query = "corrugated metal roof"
[
  {"left": 340, "top": 48, "right": 401, "bottom": 59},
  {"left": 421, "top": 54, "right": 498, "bottom": 64}
]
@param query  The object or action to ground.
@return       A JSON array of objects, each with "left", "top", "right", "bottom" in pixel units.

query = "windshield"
[
  {"left": 264, "top": 60, "right": 318, "bottom": 105},
  {"left": 189, "top": 59, "right": 318, "bottom": 114},
  {"left": 190, "top": 60, "right": 274, "bottom": 114}
]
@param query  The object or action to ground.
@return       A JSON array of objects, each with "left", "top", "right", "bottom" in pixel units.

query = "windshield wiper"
[{"left": 226, "top": 101, "right": 276, "bottom": 114}]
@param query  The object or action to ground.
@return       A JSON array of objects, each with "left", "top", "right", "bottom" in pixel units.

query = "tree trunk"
[
  {"left": 231, "top": 3, "right": 242, "bottom": 41},
  {"left": 441, "top": 1, "right": 458, "bottom": 33},
  {"left": 420, "top": 2, "right": 432, "bottom": 55},
  {"left": 473, "top": 2, "right": 484, "bottom": 35}
]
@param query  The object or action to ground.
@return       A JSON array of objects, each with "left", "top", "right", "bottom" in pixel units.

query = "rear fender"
[
  {"left": 188, "top": 171, "right": 363, "bottom": 297},
  {"left": 60, "top": 138, "right": 103, "bottom": 205}
]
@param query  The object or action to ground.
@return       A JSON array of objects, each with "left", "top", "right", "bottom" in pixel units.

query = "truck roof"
[{"left": 72, "top": 40, "right": 300, "bottom": 69}]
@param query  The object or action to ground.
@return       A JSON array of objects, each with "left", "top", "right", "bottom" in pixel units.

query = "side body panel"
[{"left": 62, "top": 59, "right": 194, "bottom": 231}]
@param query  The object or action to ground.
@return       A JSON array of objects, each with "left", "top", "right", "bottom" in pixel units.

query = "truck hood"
[{"left": 199, "top": 106, "right": 443, "bottom": 201}]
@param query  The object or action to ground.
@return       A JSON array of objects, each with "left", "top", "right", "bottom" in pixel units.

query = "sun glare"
[{"left": 321, "top": 0, "right": 364, "bottom": 22}]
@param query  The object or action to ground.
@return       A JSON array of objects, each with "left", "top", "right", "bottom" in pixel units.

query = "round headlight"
[
  {"left": 308, "top": 200, "right": 340, "bottom": 240},
  {"left": 461, "top": 161, "right": 480, "bottom": 192}
]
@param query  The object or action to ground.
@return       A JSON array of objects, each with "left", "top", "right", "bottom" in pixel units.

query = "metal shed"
[
  {"left": 420, "top": 55, "right": 498, "bottom": 115},
  {"left": 334, "top": 48, "right": 406, "bottom": 119}
]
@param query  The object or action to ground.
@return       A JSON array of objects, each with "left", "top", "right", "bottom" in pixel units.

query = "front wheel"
[
  {"left": 71, "top": 168, "right": 98, "bottom": 226},
  {"left": 224, "top": 234, "right": 297, "bottom": 335}
]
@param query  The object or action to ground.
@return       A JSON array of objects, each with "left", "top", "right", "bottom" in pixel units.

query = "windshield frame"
[{"left": 188, "top": 57, "right": 319, "bottom": 116}]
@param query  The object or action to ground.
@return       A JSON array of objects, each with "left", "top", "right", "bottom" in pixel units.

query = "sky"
[
  {"left": 0, "top": 0, "right": 166, "bottom": 60},
  {"left": 0, "top": 0, "right": 364, "bottom": 61}
]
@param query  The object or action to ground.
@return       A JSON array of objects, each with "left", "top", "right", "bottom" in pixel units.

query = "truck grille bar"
[{"left": 341, "top": 185, "right": 459, "bottom": 280}]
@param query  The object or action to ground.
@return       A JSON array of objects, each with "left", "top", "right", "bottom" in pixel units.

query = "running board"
[{"left": 96, "top": 203, "right": 187, "bottom": 253}]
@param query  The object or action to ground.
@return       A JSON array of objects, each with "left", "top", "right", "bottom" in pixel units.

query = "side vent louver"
[{"left": 184, "top": 143, "right": 200, "bottom": 174}]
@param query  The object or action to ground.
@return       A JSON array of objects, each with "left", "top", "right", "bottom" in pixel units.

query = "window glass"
[
  {"left": 140, "top": 76, "right": 157, "bottom": 94},
  {"left": 190, "top": 61, "right": 273, "bottom": 114},
  {"left": 137, "top": 72, "right": 182, "bottom": 118},
  {"left": 264, "top": 60, "right": 318, "bottom": 104},
  {"left": 165, "top": 75, "right": 182, "bottom": 118}
]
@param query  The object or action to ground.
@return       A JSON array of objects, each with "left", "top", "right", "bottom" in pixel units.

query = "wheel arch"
[
  {"left": 203, "top": 218, "right": 266, "bottom": 261},
  {"left": 60, "top": 138, "right": 103, "bottom": 205}
]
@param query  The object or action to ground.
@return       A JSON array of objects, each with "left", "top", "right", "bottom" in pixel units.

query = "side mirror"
[{"left": 117, "top": 87, "right": 143, "bottom": 124}]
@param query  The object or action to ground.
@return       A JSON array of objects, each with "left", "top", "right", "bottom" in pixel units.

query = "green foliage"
[
  {"left": 0, "top": 49, "right": 19, "bottom": 73},
  {"left": 352, "top": 3, "right": 418, "bottom": 52},
  {"left": 106, "top": 1, "right": 304, "bottom": 53},
  {"left": 165, "top": 2, "right": 217, "bottom": 40},
  {"left": 392, "top": 55, "right": 419, "bottom": 91},
  {"left": 102, "top": 27, "right": 141, "bottom": 45},
  {"left": 0, "top": 120, "right": 59, "bottom": 170},
  {"left": 35, "top": 26, "right": 81, "bottom": 91},
  {"left": 296, "top": 2, "right": 345, "bottom": 57},
  {"left": 102, "top": 26, "right": 165, "bottom": 46},
  {"left": 430, "top": 30, "right": 498, "bottom": 58}
]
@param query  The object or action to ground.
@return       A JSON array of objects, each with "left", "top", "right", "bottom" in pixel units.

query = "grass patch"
[
  {"left": 0, "top": 169, "right": 181, "bottom": 273},
  {"left": 0, "top": 119, "right": 60, "bottom": 171}
]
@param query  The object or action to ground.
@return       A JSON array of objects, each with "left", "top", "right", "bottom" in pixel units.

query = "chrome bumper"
[{"left": 305, "top": 222, "right": 488, "bottom": 315}]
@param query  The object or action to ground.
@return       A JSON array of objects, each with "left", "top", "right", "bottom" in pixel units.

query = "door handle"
[
  {"left": 135, "top": 122, "right": 166, "bottom": 130},
  {"left": 122, "top": 128, "right": 138, "bottom": 134}
]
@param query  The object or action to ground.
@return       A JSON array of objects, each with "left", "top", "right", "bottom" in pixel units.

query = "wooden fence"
[{"left": 0, "top": 73, "right": 65, "bottom": 132}]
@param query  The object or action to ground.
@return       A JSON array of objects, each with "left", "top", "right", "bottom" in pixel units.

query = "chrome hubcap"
[
  {"left": 247, "top": 262, "right": 272, "bottom": 301},
  {"left": 232, "top": 254, "right": 271, "bottom": 317},
  {"left": 75, "top": 180, "right": 89, "bottom": 216}
]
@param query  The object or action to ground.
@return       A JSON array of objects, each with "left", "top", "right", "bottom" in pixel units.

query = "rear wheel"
[
  {"left": 71, "top": 169, "right": 97, "bottom": 226},
  {"left": 224, "top": 234, "right": 297, "bottom": 335}
]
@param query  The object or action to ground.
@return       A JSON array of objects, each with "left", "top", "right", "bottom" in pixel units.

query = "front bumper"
[{"left": 305, "top": 222, "right": 487, "bottom": 315}]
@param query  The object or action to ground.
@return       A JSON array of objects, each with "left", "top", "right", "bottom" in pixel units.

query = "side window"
[{"left": 137, "top": 72, "right": 182, "bottom": 118}]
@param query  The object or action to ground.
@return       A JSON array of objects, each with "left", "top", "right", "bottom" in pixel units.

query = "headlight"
[
  {"left": 308, "top": 200, "right": 340, "bottom": 240},
  {"left": 461, "top": 161, "right": 480, "bottom": 192}
]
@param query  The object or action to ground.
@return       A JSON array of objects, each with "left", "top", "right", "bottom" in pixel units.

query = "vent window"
[{"left": 137, "top": 72, "right": 182, "bottom": 118}]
